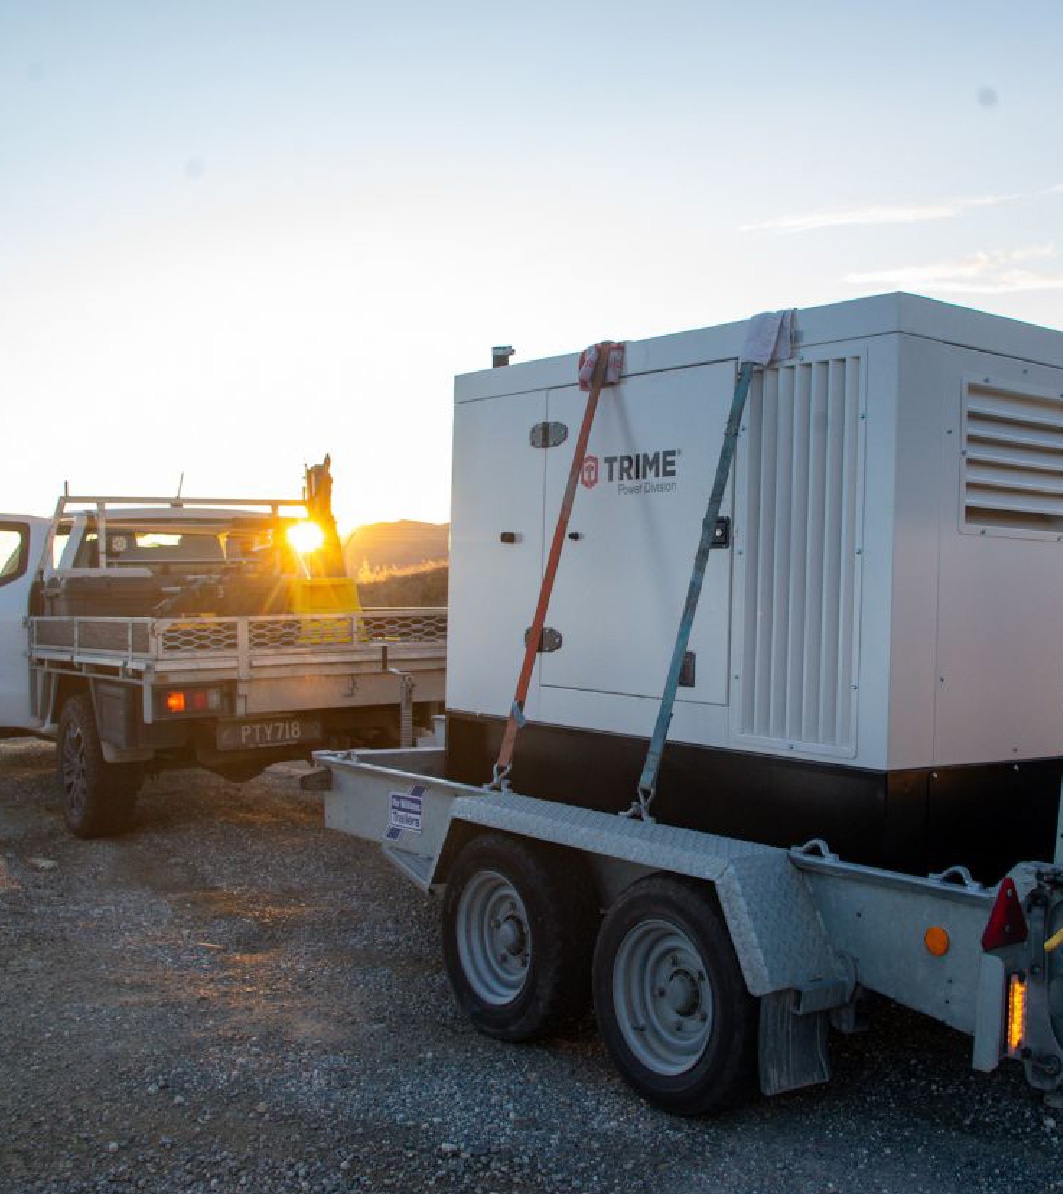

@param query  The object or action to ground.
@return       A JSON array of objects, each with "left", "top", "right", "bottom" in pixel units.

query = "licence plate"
[{"left": 216, "top": 717, "right": 322, "bottom": 751}]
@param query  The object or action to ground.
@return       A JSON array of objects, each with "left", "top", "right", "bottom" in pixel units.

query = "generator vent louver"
[
  {"left": 736, "top": 356, "right": 863, "bottom": 754},
  {"left": 963, "top": 381, "right": 1063, "bottom": 534}
]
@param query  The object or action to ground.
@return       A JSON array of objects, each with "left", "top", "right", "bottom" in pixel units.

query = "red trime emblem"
[{"left": 581, "top": 455, "right": 599, "bottom": 489}]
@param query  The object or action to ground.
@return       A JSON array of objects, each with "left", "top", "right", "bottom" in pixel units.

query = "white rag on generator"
[
  {"left": 578, "top": 342, "right": 625, "bottom": 391},
  {"left": 742, "top": 308, "right": 795, "bottom": 366}
]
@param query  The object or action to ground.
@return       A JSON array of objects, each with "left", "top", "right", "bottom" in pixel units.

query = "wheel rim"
[
  {"left": 612, "top": 918, "right": 714, "bottom": 1076},
  {"left": 61, "top": 724, "right": 87, "bottom": 819},
  {"left": 455, "top": 869, "right": 531, "bottom": 1006}
]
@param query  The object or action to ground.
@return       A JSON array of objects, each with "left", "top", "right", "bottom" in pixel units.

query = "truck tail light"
[
  {"left": 1007, "top": 972, "right": 1028, "bottom": 1055},
  {"left": 163, "top": 688, "right": 222, "bottom": 714},
  {"left": 981, "top": 876, "right": 1028, "bottom": 951}
]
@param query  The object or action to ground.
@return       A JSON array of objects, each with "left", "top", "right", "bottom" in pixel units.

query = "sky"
[{"left": 2, "top": 0, "right": 1062, "bottom": 533}]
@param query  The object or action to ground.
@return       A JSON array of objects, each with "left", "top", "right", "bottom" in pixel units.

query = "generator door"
[
  {"left": 446, "top": 391, "right": 548, "bottom": 719},
  {"left": 539, "top": 363, "right": 736, "bottom": 706}
]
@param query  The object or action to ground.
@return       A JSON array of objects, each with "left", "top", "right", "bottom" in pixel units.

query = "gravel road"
[{"left": 1, "top": 737, "right": 1061, "bottom": 1194}]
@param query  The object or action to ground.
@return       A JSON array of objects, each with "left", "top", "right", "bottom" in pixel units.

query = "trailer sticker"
[{"left": 385, "top": 785, "right": 425, "bottom": 840}]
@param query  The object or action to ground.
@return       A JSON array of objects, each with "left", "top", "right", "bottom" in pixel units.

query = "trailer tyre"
[
  {"left": 442, "top": 833, "right": 597, "bottom": 1042},
  {"left": 592, "top": 875, "right": 756, "bottom": 1116},
  {"left": 57, "top": 694, "right": 142, "bottom": 838}
]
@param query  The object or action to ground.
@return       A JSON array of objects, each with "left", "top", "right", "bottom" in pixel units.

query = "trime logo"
[
  {"left": 603, "top": 451, "right": 677, "bottom": 482},
  {"left": 582, "top": 449, "right": 680, "bottom": 497}
]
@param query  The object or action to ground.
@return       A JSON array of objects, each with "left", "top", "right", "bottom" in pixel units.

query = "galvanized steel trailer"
[
  {"left": 317, "top": 295, "right": 1063, "bottom": 1113},
  {"left": 318, "top": 744, "right": 1063, "bottom": 1114}
]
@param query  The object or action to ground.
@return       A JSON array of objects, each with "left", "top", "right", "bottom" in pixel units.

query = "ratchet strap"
[
  {"left": 490, "top": 340, "right": 624, "bottom": 790},
  {"left": 627, "top": 309, "right": 794, "bottom": 820}
]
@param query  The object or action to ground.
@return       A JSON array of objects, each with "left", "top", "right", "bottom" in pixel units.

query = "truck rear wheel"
[
  {"left": 442, "top": 833, "right": 597, "bottom": 1042},
  {"left": 592, "top": 875, "right": 756, "bottom": 1115},
  {"left": 57, "top": 694, "right": 143, "bottom": 838}
]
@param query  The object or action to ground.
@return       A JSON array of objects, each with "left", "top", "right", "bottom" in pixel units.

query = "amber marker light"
[
  {"left": 165, "top": 691, "right": 186, "bottom": 713},
  {"left": 1007, "top": 973, "right": 1028, "bottom": 1055},
  {"left": 924, "top": 926, "right": 950, "bottom": 957}
]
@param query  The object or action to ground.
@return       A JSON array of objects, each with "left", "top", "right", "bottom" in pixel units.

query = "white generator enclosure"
[{"left": 445, "top": 294, "right": 1063, "bottom": 881}]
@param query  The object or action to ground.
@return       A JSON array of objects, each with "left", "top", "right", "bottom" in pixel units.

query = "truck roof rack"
[
  {"left": 39, "top": 492, "right": 313, "bottom": 580},
  {"left": 58, "top": 492, "right": 308, "bottom": 512}
]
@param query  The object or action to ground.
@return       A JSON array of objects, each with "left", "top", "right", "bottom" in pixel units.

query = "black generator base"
[{"left": 444, "top": 712, "right": 1061, "bottom": 884}]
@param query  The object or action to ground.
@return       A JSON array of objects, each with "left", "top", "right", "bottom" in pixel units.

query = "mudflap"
[{"left": 758, "top": 990, "right": 832, "bottom": 1095}]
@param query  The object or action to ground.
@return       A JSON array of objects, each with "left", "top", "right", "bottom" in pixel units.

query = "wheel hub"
[
  {"left": 455, "top": 870, "right": 532, "bottom": 1006},
  {"left": 663, "top": 968, "right": 699, "bottom": 1017},
  {"left": 612, "top": 918, "right": 715, "bottom": 1076},
  {"left": 497, "top": 915, "right": 526, "bottom": 958},
  {"left": 61, "top": 726, "right": 87, "bottom": 815}
]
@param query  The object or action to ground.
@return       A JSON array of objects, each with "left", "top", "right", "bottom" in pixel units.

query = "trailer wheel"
[
  {"left": 57, "top": 694, "right": 142, "bottom": 838},
  {"left": 442, "top": 833, "right": 596, "bottom": 1042},
  {"left": 592, "top": 875, "right": 756, "bottom": 1115}
]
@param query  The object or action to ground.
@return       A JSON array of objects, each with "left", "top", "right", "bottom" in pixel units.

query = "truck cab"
[{"left": 0, "top": 515, "right": 49, "bottom": 730}]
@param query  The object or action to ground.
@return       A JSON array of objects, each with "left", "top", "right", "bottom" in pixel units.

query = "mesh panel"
[
  {"left": 159, "top": 621, "right": 239, "bottom": 653},
  {"left": 32, "top": 620, "right": 77, "bottom": 648},
  {"left": 31, "top": 618, "right": 149, "bottom": 654},
  {"left": 249, "top": 618, "right": 351, "bottom": 649},
  {"left": 249, "top": 610, "right": 447, "bottom": 649},
  {"left": 358, "top": 610, "right": 448, "bottom": 644}
]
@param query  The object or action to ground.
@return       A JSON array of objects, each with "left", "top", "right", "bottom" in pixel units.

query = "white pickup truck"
[{"left": 0, "top": 490, "right": 445, "bottom": 838}]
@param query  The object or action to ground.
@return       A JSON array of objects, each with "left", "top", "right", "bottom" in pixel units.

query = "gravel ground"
[{"left": 1, "top": 737, "right": 1061, "bottom": 1194}]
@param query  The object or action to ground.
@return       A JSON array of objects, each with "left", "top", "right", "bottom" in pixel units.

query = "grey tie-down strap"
[{"left": 628, "top": 309, "right": 796, "bottom": 820}]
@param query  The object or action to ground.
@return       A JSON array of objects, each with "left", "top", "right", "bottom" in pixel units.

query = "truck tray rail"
[{"left": 30, "top": 608, "right": 447, "bottom": 670}]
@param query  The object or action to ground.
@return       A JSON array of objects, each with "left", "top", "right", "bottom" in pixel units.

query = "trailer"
[
  {"left": 319, "top": 748, "right": 1060, "bottom": 1112},
  {"left": 317, "top": 294, "right": 1063, "bottom": 1113}
]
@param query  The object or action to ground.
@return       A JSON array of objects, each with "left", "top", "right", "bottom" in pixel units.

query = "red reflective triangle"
[{"left": 981, "top": 876, "right": 1028, "bottom": 951}]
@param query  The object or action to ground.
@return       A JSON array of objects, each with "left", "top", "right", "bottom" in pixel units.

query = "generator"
[{"left": 444, "top": 292, "right": 1063, "bottom": 881}]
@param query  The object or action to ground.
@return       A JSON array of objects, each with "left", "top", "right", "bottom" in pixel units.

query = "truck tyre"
[
  {"left": 592, "top": 875, "right": 756, "bottom": 1116},
  {"left": 57, "top": 694, "right": 143, "bottom": 838},
  {"left": 442, "top": 833, "right": 597, "bottom": 1042}
]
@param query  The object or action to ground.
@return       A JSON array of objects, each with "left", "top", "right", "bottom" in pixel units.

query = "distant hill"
[
  {"left": 358, "top": 563, "right": 448, "bottom": 608},
  {"left": 343, "top": 521, "right": 449, "bottom": 578}
]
